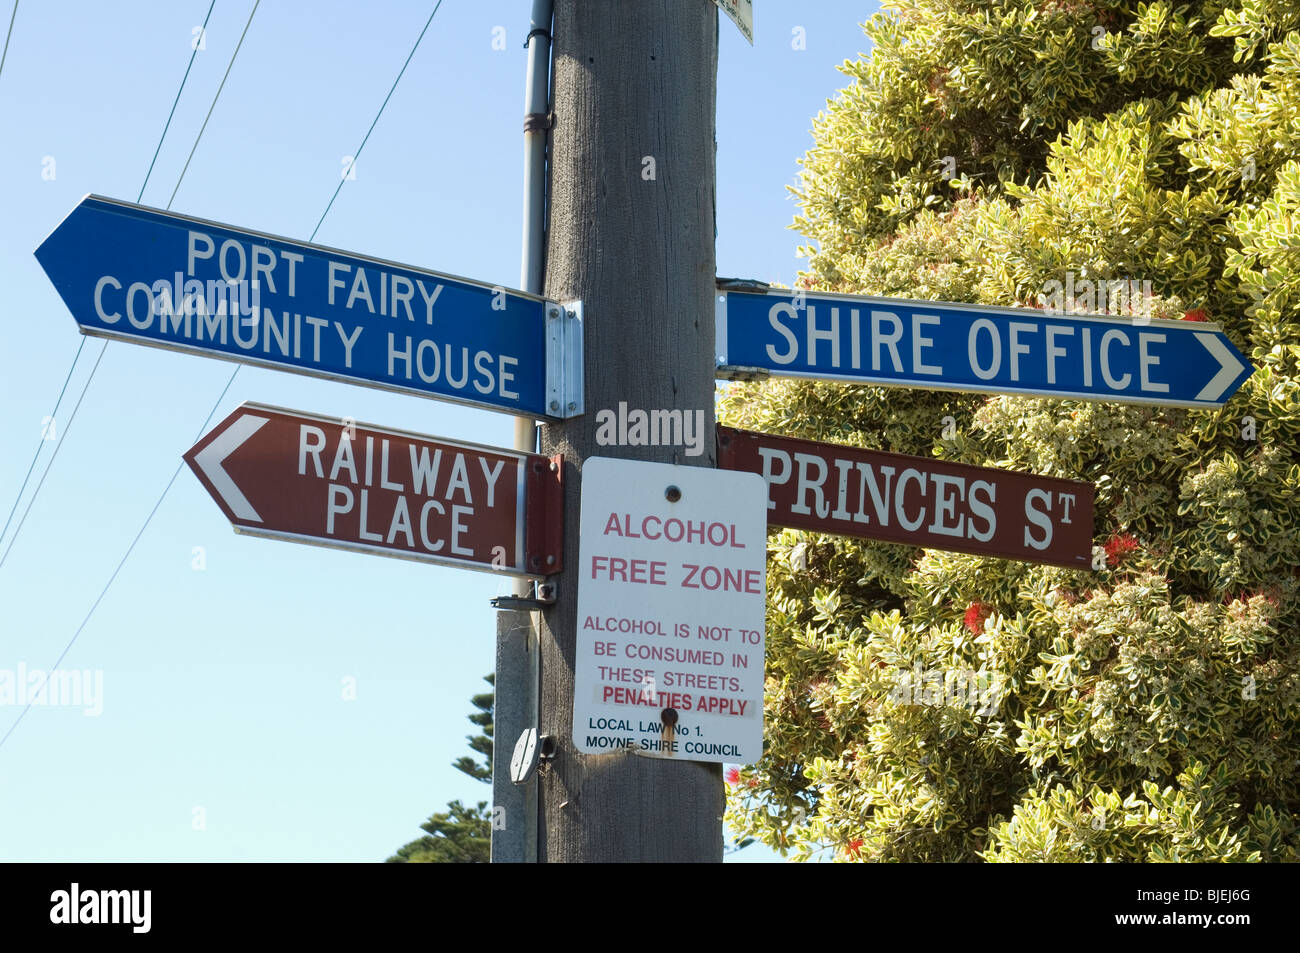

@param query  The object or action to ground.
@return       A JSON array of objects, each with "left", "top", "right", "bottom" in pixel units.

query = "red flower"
[
  {"left": 964, "top": 602, "right": 991, "bottom": 634},
  {"left": 725, "top": 767, "right": 741, "bottom": 786},
  {"left": 1224, "top": 589, "right": 1281, "bottom": 611},
  {"left": 1182, "top": 308, "right": 1209, "bottom": 322},
  {"left": 845, "top": 838, "right": 864, "bottom": 859},
  {"left": 1104, "top": 533, "right": 1140, "bottom": 566}
]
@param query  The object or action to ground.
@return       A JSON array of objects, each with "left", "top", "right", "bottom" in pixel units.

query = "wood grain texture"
[{"left": 538, "top": 0, "right": 722, "bottom": 863}]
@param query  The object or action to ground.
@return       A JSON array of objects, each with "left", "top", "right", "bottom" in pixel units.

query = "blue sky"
[{"left": 0, "top": 0, "right": 878, "bottom": 862}]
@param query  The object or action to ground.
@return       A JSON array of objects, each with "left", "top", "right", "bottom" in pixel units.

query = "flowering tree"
[{"left": 722, "top": 0, "right": 1300, "bottom": 861}]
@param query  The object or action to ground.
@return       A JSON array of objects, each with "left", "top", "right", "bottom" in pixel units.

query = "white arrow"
[
  {"left": 193, "top": 414, "right": 268, "bottom": 522},
  {"left": 1194, "top": 333, "right": 1249, "bottom": 403}
]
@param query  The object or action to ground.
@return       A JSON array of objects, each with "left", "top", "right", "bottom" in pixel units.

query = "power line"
[
  {"left": 0, "top": 2, "right": 449, "bottom": 753},
  {"left": 0, "top": 370, "right": 239, "bottom": 754},
  {"left": 0, "top": 337, "right": 83, "bottom": 552},
  {"left": 312, "top": 0, "right": 444, "bottom": 239},
  {"left": 140, "top": 0, "right": 217, "bottom": 204},
  {"left": 0, "top": 0, "right": 39, "bottom": 555},
  {"left": 0, "top": 343, "right": 105, "bottom": 572},
  {"left": 169, "top": 0, "right": 260, "bottom": 209},
  {"left": 0, "top": 0, "right": 18, "bottom": 84},
  {"left": 0, "top": 0, "right": 219, "bottom": 572}
]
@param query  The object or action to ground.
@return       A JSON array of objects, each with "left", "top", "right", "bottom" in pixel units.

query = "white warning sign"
[
  {"left": 714, "top": 0, "right": 754, "bottom": 44},
  {"left": 573, "top": 457, "right": 767, "bottom": 763}
]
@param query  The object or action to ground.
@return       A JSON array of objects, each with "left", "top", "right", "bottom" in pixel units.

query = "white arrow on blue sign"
[
  {"left": 715, "top": 285, "right": 1253, "bottom": 409},
  {"left": 35, "top": 195, "right": 583, "bottom": 418}
]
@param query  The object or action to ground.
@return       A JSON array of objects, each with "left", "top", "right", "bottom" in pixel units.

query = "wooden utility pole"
[{"left": 538, "top": 0, "right": 722, "bottom": 862}]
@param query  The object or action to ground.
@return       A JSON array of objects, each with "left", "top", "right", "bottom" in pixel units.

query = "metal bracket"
[
  {"left": 491, "top": 594, "right": 552, "bottom": 612},
  {"left": 510, "top": 731, "right": 557, "bottom": 782},
  {"left": 510, "top": 728, "right": 540, "bottom": 784},
  {"left": 523, "top": 111, "right": 554, "bottom": 133},
  {"left": 537, "top": 735, "right": 557, "bottom": 768},
  {"left": 523, "top": 456, "right": 563, "bottom": 576},
  {"left": 544, "top": 299, "right": 584, "bottom": 418},
  {"left": 716, "top": 277, "right": 772, "bottom": 292},
  {"left": 715, "top": 289, "right": 729, "bottom": 371},
  {"left": 491, "top": 580, "right": 556, "bottom": 611},
  {"left": 716, "top": 365, "right": 771, "bottom": 382}
]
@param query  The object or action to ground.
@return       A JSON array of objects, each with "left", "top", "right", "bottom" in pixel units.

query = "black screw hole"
[{"left": 665, "top": 485, "right": 681, "bottom": 502}]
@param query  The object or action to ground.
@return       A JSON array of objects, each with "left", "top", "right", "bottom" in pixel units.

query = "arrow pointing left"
[
  {"left": 191, "top": 414, "right": 268, "bottom": 523},
  {"left": 34, "top": 195, "right": 584, "bottom": 418}
]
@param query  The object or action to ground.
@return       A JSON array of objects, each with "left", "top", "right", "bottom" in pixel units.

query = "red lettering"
[
  {"left": 591, "top": 556, "right": 669, "bottom": 586},
  {"left": 681, "top": 563, "right": 763, "bottom": 592}
]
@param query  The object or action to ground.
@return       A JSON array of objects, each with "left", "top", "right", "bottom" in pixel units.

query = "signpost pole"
[
  {"left": 491, "top": 0, "right": 553, "bottom": 865},
  {"left": 535, "top": 0, "right": 722, "bottom": 862}
]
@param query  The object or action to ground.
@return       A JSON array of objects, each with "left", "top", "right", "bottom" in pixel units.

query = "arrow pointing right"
[
  {"left": 715, "top": 287, "right": 1256, "bottom": 408},
  {"left": 1194, "top": 333, "right": 1251, "bottom": 403},
  {"left": 191, "top": 414, "right": 268, "bottom": 523}
]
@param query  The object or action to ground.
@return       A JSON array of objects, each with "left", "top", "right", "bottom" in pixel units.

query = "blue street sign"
[
  {"left": 35, "top": 195, "right": 583, "bottom": 418},
  {"left": 715, "top": 285, "right": 1253, "bottom": 409}
]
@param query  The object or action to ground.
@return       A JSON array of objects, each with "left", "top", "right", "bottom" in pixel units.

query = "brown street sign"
[
  {"left": 717, "top": 425, "right": 1094, "bottom": 569},
  {"left": 185, "top": 403, "right": 563, "bottom": 577}
]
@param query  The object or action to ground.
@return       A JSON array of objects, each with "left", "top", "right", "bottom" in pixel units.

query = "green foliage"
[
  {"left": 387, "top": 675, "right": 494, "bottom": 863},
  {"left": 724, "top": 1, "right": 1300, "bottom": 862},
  {"left": 386, "top": 801, "right": 493, "bottom": 864},
  {"left": 452, "top": 675, "right": 495, "bottom": 783}
]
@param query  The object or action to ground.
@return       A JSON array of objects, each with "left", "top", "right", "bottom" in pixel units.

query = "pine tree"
[
  {"left": 387, "top": 675, "right": 494, "bottom": 863},
  {"left": 722, "top": 1, "right": 1300, "bottom": 862}
]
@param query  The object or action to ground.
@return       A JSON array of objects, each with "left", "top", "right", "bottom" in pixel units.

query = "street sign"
[
  {"left": 35, "top": 195, "right": 583, "bottom": 418},
  {"left": 713, "top": 0, "right": 754, "bottom": 43},
  {"left": 717, "top": 426, "right": 1095, "bottom": 569},
  {"left": 574, "top": 457, "right": 766, "bottom": 764},
  {"left": 184, "top": 403, "right": 563, "bottom": 577},
  {"left": 715, "top": 285, "right": 1253, "bottom": 409}
]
